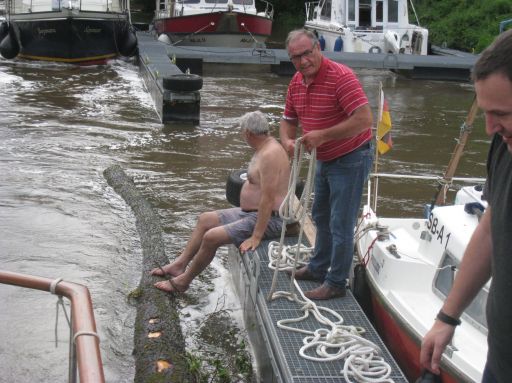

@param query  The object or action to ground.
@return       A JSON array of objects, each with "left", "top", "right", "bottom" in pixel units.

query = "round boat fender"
[
  {"left": 351, "top": 263, "right": 372, "bottom": 314},
  {"left": 0, "top": 21, "right": 8, "bottom": 43},
  {"left": 162, "top": 73, "right": 203, "bottom": 92},
  {"left": 118, "top": 28, "right": 138, "bottom": 57},
  {"left": 369, "top": 45, "right": 382, "bottom": 54},
  {"left": 225, "top": 169, "right": 306, "bottom": 207},
  {"left": 0, "top": 27, "right": 20, "bottom": 60}
]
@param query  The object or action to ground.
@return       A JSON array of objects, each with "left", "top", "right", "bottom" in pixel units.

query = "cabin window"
[
  {"left": 388, "top": 0, "right": 398, "bottom": 22},
  {"left": 182, "top": 0, "right": 201, "bottom": 3},
  {"left": 433, "top": 251, "right": 489, "bottom": 332},
  {"left": 348, "top": 0, "right": 355, "bottom": 23},
  {"left": 359, "top": 0, "right": 371, "bottom": 27},
  {"left": 233, "top": 0, "right": 253, "bottom": 4},
  {"left": 320, "top": 0, "right": 331, "bottom": 20},
  {"left": 205, "top": 0, "right": 228, "bottom": 3},
  {"left": 376, "top": 0, "right": 383, "bottom": 23}
]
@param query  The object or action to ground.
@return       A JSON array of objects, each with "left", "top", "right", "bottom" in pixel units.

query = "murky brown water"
[{"left": 0, "top": 58, "right": 489, "bottom": 382}]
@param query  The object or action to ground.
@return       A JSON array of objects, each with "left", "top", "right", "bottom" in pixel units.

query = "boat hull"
[
  {"left": 7, "top": 12, "right": 134, "bottom": 64},
  {"left": 368, "top": 285, "right": 464, "bottom": 383},
  {"left": 154, "top": 11, "right": 272, "bottom": 47}
]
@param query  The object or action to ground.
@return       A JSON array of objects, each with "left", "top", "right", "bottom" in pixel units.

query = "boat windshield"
[{"left": 434, "top": 251, "right": 489, "bottom": 333}]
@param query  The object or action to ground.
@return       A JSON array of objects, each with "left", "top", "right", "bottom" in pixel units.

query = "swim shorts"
[{"left": 217, "top": 207, "right": 284, "bottom": 247}]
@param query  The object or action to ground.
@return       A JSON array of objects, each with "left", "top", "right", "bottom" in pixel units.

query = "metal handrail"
[{"left": 0, "top": 270, "right": 105, "bottom": 383}]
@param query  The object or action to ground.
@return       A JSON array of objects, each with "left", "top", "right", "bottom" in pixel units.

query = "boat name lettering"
[
  {"left": 189, "top": 37, "right": 206, "bottom": 43},
  {"left": 38, "top": 28, "right": 56, "bottom": 35},
  {"left": 85, "top": 26, "right": 102, "bottom": 33},
  {"left": 427, "top": 213, "right": 451, "bottom": 249}
]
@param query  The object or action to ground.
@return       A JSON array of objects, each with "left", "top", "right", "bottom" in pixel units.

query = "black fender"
[
  {"left": 0, "top": 24, "right": 20, "bottom": 60},
  {"left": 162, "top": 74, "right": 203, "bottom": 92},
  {"left": 226, "top": 169, "right": 247, "bottom": 207},
  {"left": 118, "top": 27, "right": 138, "bottom": 57}
]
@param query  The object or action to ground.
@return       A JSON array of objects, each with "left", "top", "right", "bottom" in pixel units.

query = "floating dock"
[
  {"left": 137, "top": 32, "right": 202, "bottom": 124},
  {"left": 137, "top": 31, "right": 477, "bottom": 81},
  {"left": 228, "top": 236, "right": 408, "bottom": 382},
  {"left": 136, "top": 32, "right": 477, "bottom": 123}
]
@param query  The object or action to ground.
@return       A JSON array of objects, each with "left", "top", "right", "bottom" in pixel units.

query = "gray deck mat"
[{"left": 247, "top": 237, "right": 408, "bottom": 382}]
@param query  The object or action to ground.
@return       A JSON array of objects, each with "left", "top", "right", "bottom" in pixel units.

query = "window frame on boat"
[{"left": 433, "top": 250, "right": 489, "bottom": 334}]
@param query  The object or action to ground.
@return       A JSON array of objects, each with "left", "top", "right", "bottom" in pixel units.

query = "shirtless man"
[{"left": 151, "top": 111, "right": 291, "bottom": 293}]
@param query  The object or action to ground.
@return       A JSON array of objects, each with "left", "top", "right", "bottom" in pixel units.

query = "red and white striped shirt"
[{"left": 283, "top": 57, "right": 372, "bottom": 161}]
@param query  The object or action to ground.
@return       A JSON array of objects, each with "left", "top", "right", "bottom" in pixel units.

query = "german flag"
[{"left": 377, "top": 90, "right": 393, "bottom": 155}]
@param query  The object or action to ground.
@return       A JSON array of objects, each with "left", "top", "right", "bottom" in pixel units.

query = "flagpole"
[{"left": 372, "top": 82, "right": 382, "bottom": 213}]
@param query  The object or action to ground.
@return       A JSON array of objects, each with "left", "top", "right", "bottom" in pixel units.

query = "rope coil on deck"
[{"left": 267, "top": 139, "right": 395, "bottom": 383}]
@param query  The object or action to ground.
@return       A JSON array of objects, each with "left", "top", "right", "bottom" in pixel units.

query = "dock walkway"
[{"left": 228, "top": 236, "right": 408, "bottom": 383}]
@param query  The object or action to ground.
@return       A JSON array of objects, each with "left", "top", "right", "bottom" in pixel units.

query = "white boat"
[
  {"left": 354, "top": 93, "right": 489, "bottom": 382},
  {"left": 355, "top": 177, "right": 487, "bottom": 382},
  {"left": 153, "top": 0, "right": 273, "bottom": 47},
  {"left": 304, "top": 0, "right": 429, "bottom": 54}
]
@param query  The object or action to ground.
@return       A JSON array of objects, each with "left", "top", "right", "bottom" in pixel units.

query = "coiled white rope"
[{"left": 265, "top": 139, "right": 394, "bottom": 382}]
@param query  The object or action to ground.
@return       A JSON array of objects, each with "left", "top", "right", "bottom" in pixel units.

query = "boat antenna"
[
  {"left": 408, "top": 0, "right": 421, "bottom": 27},
  {"left": 431, "top": 96, "right": 479, "bottom": 207}
]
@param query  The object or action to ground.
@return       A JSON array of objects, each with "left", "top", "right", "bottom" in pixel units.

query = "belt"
[{"left": 242, "top": 209, "right": 280, "bottom": 217}]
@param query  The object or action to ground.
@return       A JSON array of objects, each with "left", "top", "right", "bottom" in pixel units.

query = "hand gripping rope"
[{"left": 265, "top": 139, "right": 394, "bottom": 383}]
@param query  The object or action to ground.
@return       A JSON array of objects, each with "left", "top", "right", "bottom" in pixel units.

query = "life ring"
[
  {"left": 369, "top": 45, "right": 382, "bottom": 54},
  {"left": 162, "top": 73, "right": 203, "bottom": 92},
  {"left": 225, "top": 169, "right": 305, "bottom": 207}
]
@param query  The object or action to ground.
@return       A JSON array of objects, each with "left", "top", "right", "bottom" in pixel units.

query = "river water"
[{"left": 0, "top": 57, "right": 489, "bottom": 382}]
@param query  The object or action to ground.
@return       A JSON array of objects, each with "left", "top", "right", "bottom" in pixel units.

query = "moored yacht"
[{"left": 304, "top": 0, "right": 429, "bottom": 54}]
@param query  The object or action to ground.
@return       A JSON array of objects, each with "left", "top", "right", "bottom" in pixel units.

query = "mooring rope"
[
  {"left": 50, "top": 277, "right": 71, "bottom": 348},
  {"left": 267, "top": 138, "right": 316, "bottom": 300},
  {"left": 266, "top": 139, "right": 394, "bottom": 383}
]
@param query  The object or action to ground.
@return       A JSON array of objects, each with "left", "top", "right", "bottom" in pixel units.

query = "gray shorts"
[{"left": 217, "top": 207, "right": 284, "bottom": 247}]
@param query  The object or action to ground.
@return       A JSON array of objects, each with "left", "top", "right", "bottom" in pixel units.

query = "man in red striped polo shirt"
[{"left": 280, "top": 28, "right": 374, "bottom": 300}]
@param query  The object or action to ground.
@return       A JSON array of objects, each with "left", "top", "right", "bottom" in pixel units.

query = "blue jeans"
[
  {"left": 309, "top": 143, "right": 373, "bottom": 289},
  {"left": 482, "top": 363, "right": 498, "bottom": 383}
]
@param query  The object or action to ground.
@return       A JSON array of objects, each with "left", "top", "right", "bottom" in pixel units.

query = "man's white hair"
[{"left": 240, "top": 111, "right": 269, "bottom": 135}]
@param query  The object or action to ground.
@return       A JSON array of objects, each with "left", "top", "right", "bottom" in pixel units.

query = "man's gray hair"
[
  {"left": 240, "top": 111, "right": 269, "bottom": 135},
  {"left": 285, "top": 28, "right": 319, "bottom": 50}
]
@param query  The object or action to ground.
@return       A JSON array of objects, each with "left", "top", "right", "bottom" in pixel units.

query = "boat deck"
[{"left": 228, "top": 236, "right": 408, "bottom": 382}]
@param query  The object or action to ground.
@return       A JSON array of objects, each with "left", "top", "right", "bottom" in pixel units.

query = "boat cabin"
[{"left": 305, "top": 0, "right": 429, "bottom": 54}]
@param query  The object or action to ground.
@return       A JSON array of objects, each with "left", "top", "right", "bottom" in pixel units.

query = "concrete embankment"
[{"left": 104, "top": 164, "right": 192, "bottom": 383}]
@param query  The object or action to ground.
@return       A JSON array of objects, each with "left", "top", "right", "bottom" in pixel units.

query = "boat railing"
[
  {"left": 257, "top": 0, "right": 272, "bottom": 19},
  {"left": 367, "top": 172, "right": 486, "bottom": 214},
  {"left": 0, "top": 270, "right": 105, "bottom": 383},
  {"left": 305, "top": 1, "right": 319, "bottom": 22}
]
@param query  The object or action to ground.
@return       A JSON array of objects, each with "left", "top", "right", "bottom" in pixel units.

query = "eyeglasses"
[{"left": 289, "top": 43, "right": 317, "bottom": 63}]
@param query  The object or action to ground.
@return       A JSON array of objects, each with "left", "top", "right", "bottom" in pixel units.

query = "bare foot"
[
  {"left": 154, "top": 278, "right": 188, "bottom": 294},
  {"left": 150, "top": 262, "right": 185, "bottom": 278}
]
